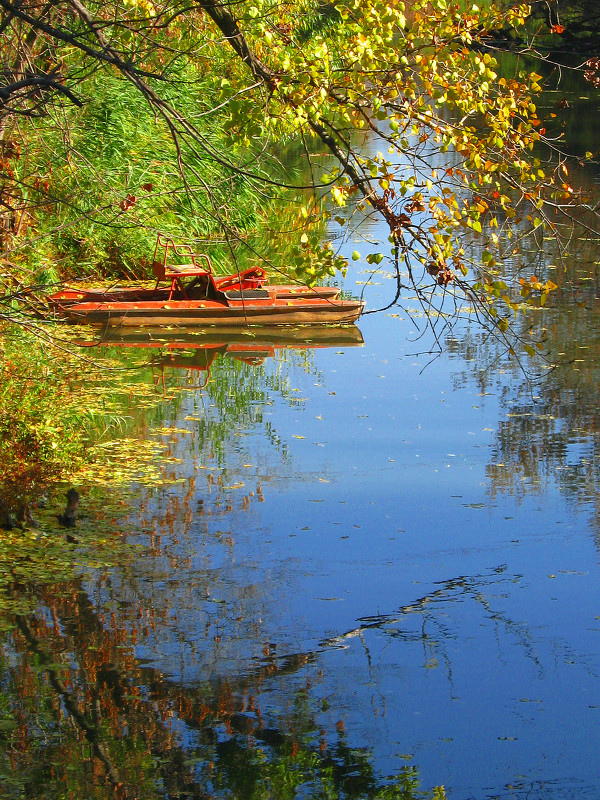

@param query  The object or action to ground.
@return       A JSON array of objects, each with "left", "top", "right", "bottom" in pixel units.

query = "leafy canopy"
[{"left": 1, "top": 0, "right": 594, "bottom": 346}]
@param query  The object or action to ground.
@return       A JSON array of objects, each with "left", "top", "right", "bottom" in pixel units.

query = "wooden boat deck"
[{"left": 48, "top": 234, "right": 364, "bottom": 327}]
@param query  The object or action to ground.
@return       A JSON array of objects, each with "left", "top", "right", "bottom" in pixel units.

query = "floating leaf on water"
[{"left": 153, "top": 427, "right": 192, "bottom": 435}]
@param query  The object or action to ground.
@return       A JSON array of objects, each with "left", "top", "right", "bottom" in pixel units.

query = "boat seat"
[
  {"left": 152, "top": 256, "right": 213, "bottom": 300},
  {"left": 213, "top": 266, "right": 267, "bottom": 291},
  {"left": 223, "top": 289, "right": 270, "bottom": 300}
]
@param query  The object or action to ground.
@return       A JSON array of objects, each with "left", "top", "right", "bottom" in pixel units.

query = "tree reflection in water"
[
  {"left": 1, "top": 577, "right": 446, "bottom": 799},
  {"left": 445, "top": 222, "right": 600, "bottom": 539},
  {"left": 3, "top": 558, "right": 530, "bottom": 799}
]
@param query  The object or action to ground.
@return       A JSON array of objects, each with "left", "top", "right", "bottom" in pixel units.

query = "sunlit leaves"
[
  {"left": 208, "top": 0, "right": 568, "bottom": 345},
  {"left": 519, "top": 275, "right": 558, "bottom": 307},
  {"left": 292, "top": 234, "right": 348, "bottom": 284}
]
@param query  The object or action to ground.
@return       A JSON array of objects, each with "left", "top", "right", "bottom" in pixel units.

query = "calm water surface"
[{"left": 71, "top": 259, "right": 600, "bottom": 798}]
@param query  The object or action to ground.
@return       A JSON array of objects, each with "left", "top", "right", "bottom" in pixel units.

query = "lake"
[{"left": 2, "top": 76, "right": 600, "bottom": 800}]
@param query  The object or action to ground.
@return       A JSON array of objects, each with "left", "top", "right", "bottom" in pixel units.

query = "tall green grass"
[{"left": 12, "top": 62, "right": 288, "bottom": 281}]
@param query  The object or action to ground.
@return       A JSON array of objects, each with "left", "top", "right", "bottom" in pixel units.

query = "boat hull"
[{"left": 57, "top": 297, "right": 364, "bottom": 326}]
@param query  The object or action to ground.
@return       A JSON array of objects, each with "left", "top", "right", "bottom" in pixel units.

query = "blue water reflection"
[{"left": 82, "top": 259, "right": 600, "bottom": 799}]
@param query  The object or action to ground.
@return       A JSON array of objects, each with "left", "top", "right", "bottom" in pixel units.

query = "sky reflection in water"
[{"left": 82, "top": 253, "right": 600, "bottom": 800}]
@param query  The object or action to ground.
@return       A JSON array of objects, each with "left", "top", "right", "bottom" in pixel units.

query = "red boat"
[{"left": 49, "top": 234, "right": 364, "bottom": 327}]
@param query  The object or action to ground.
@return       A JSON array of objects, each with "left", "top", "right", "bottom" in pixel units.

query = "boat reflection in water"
[{"left": 76, "top": 323, "right": 364, "bottom": 387}]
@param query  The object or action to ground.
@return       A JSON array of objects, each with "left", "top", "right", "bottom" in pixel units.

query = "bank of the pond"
[{"left": 0, "top": 321, "right": 212, "bottom": 620}]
